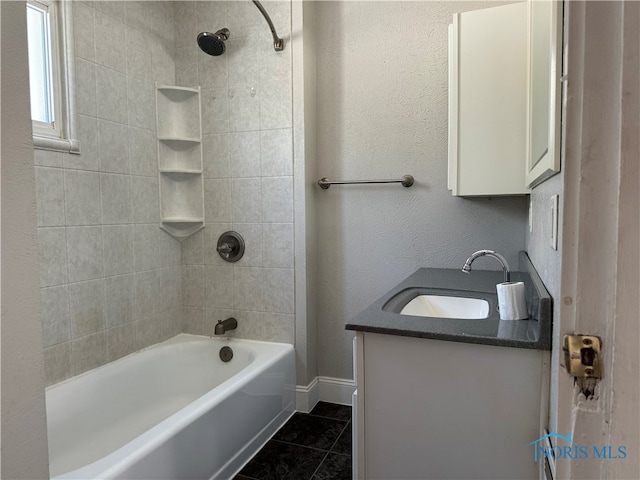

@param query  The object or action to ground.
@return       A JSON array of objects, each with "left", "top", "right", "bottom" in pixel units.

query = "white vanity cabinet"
[
  {"left": 353, "top": 331, "right": 548, "bottom": 479},
  {"left": 448, "top": 2, "right": 529, "bottom": 196},
  {"left": 156, "top": 85, "right": 205, "bottom": 240}
]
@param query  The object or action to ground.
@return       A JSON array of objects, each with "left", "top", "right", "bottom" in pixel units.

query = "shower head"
[
  {"left": 197, "top": 29, "right": 230, "bottom": 56},
  {"left": 198, "top": 1, "right": 284, "bottom": 55}
]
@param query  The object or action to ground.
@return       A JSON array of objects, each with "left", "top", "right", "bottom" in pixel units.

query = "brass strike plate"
[{"left": 563, "top": 335, "right": 602, "bottom": 378}]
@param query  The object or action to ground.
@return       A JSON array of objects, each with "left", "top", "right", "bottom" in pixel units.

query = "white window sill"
[{"left": 33, "top": 134, "right": 80, "bottom": 154}]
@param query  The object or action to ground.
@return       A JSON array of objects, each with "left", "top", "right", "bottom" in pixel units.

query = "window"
[
  {"left": 27, "top": 0, "right": 57, "bottom": 130},
  {"left": 26, "top": 0, "right": 79, "bottom": 153}
]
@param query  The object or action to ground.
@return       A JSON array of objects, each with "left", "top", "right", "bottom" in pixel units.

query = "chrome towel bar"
[{"left": 317, "top": 175, "right": 414, "bottom": 190}]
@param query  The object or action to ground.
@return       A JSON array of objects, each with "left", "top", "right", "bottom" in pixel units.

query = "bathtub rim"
[{"left": 45, "top": 333, "right": 291, "bottom": 391}]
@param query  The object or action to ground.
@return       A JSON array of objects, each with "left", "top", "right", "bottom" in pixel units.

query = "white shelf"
[
  {"left": 160, "top": 169, "right": 202, "bottom": 175},
  {"left": 158, "top": 136, "right": 201, "bottom": 144},
  {"left": 159, "top": 221, "right": 204, "bottom": 241},
  {"left": 156, "top": 85, "right": 201, "bottom": 140},
  {"left": 156, "top": 85, "right": 204, "bottom": 241},
  {"left": 161, "top": 217, "right": 205, "bottom": 223},
  {"left": 159, "top": 165, "right": 204, "bottom": 220},
  {"left": 158, "top": 139, "right": 202, "bottom": 172},
  {"left": 156, "top": 85, "right": 200, "bottom": 94}
]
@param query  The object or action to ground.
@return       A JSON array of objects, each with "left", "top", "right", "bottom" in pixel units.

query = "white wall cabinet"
[
  {"left": 156, "top": 85, "right": 204, "bottom": 240},
  {"left": 354, "top": 331, "right": 548, "bottom": 479},
  {"left": 448, "top": 2, "right": 529, "bottom": 196}
]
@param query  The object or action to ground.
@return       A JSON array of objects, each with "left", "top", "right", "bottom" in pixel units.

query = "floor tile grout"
[
  {"left": 307, "top": 412, "right": 350, "bottom": 422},
  {"left": 305, "top": 414, "right": 352, "bottom": 479},
  {"left": 270, "top": 438, "right": 334, "bottom": 454},
  {"left": 267, "top": 436, "right": 352, "bottom": 457},
  {"left": 237, "top": 403, "right": 352, "bottom": 480},
  {"left": 309, "top": 450, "right": 332, "bottom": 480},
  {"left": 327, "top": 419, "right": 352, "bottom": 454}
]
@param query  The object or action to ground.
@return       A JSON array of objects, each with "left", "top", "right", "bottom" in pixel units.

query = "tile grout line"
[
  {"left": 295, "top": 411, "right": 353, "bottom": 479},
  {"left": 238, "top": 439, "right": 329, "bottom": 480},
  {"left": 269, "top": 438, "right": 332, "bottom": 455},
  {"left": 239, "top": 405, "right": 352, "bottom": 479},
  {"left": 328, "top": 419, "right": 352, "bottom": 455},
  {"left": 308, "top": 450, "right": 332, "bottom": 480},
  {"left": 310, "top": 415, "right": 352, "bottom": 478},
  {"left": 307, "top": 412, "right": 351, "bottom": 423}
]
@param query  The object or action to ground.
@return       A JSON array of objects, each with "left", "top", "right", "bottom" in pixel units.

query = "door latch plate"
[{"left": 563, "top": 335, "right": 602, "bottom": 378}]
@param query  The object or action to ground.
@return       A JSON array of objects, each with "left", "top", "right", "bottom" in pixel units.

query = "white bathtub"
[{"left": 46, "top": 334, "right": 295, "bottom": 479}]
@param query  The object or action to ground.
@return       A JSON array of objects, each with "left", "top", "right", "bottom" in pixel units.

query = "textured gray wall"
[
  {"left": 526, "top": 172, "right": 563, "bottom": 432},
  {"left": 315, "top": 1, "right": 529, "bottom": 380},
  {"left": 524, "top": 2, "right": 569, "bottom": 433},
  {"left": 1, "top": 1, "right": 50, "bottom": 476}
]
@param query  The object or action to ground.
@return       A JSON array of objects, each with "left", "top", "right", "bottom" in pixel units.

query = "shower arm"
[{"left": 252, "top": 1, "right": 285, "bottom": 51}]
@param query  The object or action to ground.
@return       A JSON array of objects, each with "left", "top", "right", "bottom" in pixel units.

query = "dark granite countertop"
[{"left": 345, "top": 252, "right": 552, "bottom": 350}]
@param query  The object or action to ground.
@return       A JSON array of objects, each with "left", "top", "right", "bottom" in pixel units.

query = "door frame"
[{"left": 555, "top": 1, "right": 639, "bottom": 478}]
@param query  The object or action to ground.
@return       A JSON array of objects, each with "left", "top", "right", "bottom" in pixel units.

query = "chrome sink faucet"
[
  {"left": 462, "top": 250, "right": 511, "bottom": 283},
  {"left": 214, "top": 317, "right": 238, "bottom": 335}
]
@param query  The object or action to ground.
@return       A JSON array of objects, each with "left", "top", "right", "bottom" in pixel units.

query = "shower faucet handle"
[
  {"left": 216, "top": 231, "right": 245, "bottom": 263},
  {"left": 217, "top": 243, "right": 234, "bottom": 255}
]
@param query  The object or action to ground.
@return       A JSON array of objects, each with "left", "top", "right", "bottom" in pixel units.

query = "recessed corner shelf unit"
[{"left": 156, "top": 84, "right": 204, "bottom": 240}]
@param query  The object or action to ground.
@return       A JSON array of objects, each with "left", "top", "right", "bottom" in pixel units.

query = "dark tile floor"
[{"left": 235, "top": 402, "right": 352, "bottom": 480}]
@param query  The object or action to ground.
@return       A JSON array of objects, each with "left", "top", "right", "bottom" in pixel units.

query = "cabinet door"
[
  {"left": 362, "top": 332, "right": 544, "bottom": 479},
  {"left": 449, "top": 3, "right": 529, "bottom": 196},
  {"left": 525, "top": 0, "right": 562, "bottom": 188}
]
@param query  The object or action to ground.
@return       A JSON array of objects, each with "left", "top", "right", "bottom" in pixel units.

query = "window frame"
[{"left": 27, "top": 0, "right": 80, "bottom": 154}]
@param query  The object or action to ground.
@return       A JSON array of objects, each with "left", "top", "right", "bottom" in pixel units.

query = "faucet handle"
[{"left": 217, "top": 242, "right": 234, "bottom": 256}]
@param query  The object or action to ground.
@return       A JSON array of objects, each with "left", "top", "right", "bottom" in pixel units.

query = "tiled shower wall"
[
  {"left": 174, "top": 1, "right": 296, "bottom": 344},
  {"left": 36, "top": 1, "right": 181, "bottom": 385}
]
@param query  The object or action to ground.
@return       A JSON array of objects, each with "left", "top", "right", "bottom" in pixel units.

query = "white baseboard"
[
  {"left": 318, "top": 376, "right": 356, "bottom": 406},
  {"left": 296, "top": 376, "right": 356, "bottom": 412},
  {"left": 295, "top": 377, "right": 319, "bottom": 413}
]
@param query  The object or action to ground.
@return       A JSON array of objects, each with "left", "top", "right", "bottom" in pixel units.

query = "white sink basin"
[{"left": 400, "top": 295, "right": 490, "bottom": 319}]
